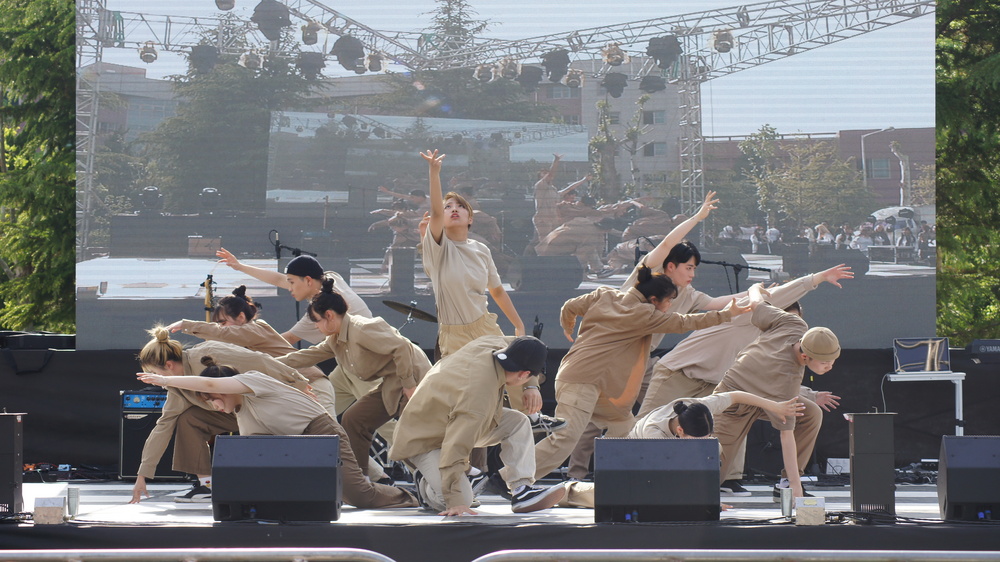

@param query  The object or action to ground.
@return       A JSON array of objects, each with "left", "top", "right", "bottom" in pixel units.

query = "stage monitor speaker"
[
  {"left": 0, "top": 413, "right": 25, "bottom": 517},
  {"left": 938, "top": 435, "right": 1000, "bottom": 521},
  {"left": 847, "top": 412, "right": 895, "bottom": 515},
  {"left": 594, "top": 437, "right": 719, "bottom": 522},
  {"left": 119, "top": 390, "right": 188, "bottom": 480},
  {"left": 212, "top": 435, "right": 341, "bottom": 522},
  {"left": 507, "top": 256, "right": 583, "bottom": 293}
]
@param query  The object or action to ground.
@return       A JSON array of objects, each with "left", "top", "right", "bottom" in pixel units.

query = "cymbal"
[{"left": 382, "top": 300, "right": 438, "bottom": 323}]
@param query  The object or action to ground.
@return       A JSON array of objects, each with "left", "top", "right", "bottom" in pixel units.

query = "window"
[
  {"left": 643, "top": 110, "right": 666, "bottom": 124},
  {"left": 643, "top": 142, "right": 668, "bottom": 157},
  {"left": 869, "top": 158, "right": 891, "bottom": 179},
  {"left": 548, "top": 85, "right": 581, "bottom": 99},
  {"left": 608, "top": 112, "right": 621, "bottom": 125}
]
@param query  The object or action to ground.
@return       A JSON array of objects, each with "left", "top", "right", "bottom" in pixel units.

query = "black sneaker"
[
  {"left": 510, "top": 484, "right": 566, "bottom": 513},
  {"left": 772, "top": 480, "right": 814, "bottom": 502},
  {"left": 530, "top": 414, "right": 568, "bottom": 434},
  {"left": 720, "top": 479, "right": 751, "bottom": 497},
  {"left": 174, "top": 484, "right": 212, "bottom": 503},
  {"left": 469, "top": 472, "right": 490, "bottom": 497},
  {"left": 484, "top": 473, "right": 513, "bottom": 500},
  {"left": 411, "top": 470, "right": 431, "bottom": 510}
]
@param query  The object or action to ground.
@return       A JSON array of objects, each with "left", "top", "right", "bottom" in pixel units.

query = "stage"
[{"left": 3, "top": 479, "right": 999, "bottom": 562}]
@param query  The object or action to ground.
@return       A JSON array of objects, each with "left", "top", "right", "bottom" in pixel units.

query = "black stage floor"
[{"left": 3, "top": 480, "right": 999, "bottom": 562}]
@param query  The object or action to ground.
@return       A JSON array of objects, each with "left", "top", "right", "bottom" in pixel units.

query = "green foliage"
[
  {"left": 140, "top": 48, "right": 317, "bottom": 213},
  {"left": 738, "top": 125, "right": 780, "bottom": 228},
  {"left": 0, "top": 0, "right": 75, "bottom": 332},
  {"left": 936, "top": 0, "right": 1000, "bottom": 345},
  {"left": 771, "top": 141, "right": 873, "bottom": 230}
]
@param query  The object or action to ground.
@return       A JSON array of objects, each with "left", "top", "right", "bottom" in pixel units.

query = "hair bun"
[
  {"left": 672, "top": 401, "right": 688, "bottom": 416},
  {"left": 321, "top": 277, "right": 337, "bottom": 294},
  {"left": 200, "top": 355, "right": 217, "bottom": 367},
  {"left": 155, "top": 327, "right": 170, "bottom": 342}
]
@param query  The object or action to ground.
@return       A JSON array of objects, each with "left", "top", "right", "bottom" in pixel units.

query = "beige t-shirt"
[
  {"left": 232, "top": 371, "right": 327, "bottom": 436},
  {"left": 421, "top": 229, "right": 501, "bottom": 326},
  {"left": 629, "top": 393, "right": 735, "bottom": 439}
]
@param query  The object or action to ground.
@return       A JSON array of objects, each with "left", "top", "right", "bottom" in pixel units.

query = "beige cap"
[{"left": 800, "top": 327, "right": 840, "bottom": 361}]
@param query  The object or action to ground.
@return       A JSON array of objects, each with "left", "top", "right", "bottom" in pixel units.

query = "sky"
[{"left": 95, "top": 0, "right": 935, "bottom": 137}]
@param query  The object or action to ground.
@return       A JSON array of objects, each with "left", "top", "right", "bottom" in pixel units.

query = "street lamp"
[{"left": 860, "top": 127, "right": 894, "bottom": 188}]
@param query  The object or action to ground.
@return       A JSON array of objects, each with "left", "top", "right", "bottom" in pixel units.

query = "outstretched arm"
[
  {"left": 136, "top": 373, "right": 251, "bottom": 395},
  {"left": 643, "top": 190, "right": 719, "bottom": 269},
  {"left": 556, "top": 174, "right": 590, "bottom": 195},
  {"left": 216, "top": 247, "right": 290, "bottom": 290},
  {"left": 727, "top": 391, "right": 804, "bottom": 424},
  {"left": 421, "top": 149, "right": 446, "bottom": 243}
]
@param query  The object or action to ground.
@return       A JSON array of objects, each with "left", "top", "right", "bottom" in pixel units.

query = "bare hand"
[
  {"left": 403, "top": 386, "right": 415, "bottom": 400},
  {"left": 166, "top": 320, "right": 184, "bottom": 333},
  {"left": 418, "top": 213, "right": 430, "bottom": 239},
  {"left": 419, "top": 149, "right": 445, "bottom": 172},
  {"left": 129, "top": 476, "right": 149, "bottom": 504},
  {"left": 564, "top": 330, "right": 574, "bottom": 343},
  {"left": 137, "top": 372, "right": 167, "bottom": 387},
  {"left": 819, "top": 264, "right": 854, "bottom": 288},
  {"left": 723, "top": 297, "right": 751, "bottom": 317},
  {"left": 439, "top": 505, "right": 477, "bottom": 516},
  {"left": 378, "top": 185, "right": 390, "bottom": 193},
  {"left": 772, "top": 397, "right": 806, "bottom": 423},
  {"left": 695, "top": 190, "right": 719, "bottom": 221},
  {"left": 521, "top": 388, "right": 542, "bottom": 415},
  {"left": 814, "top": 391, "right": 841, "bottom": 412},
  {"left": 216, "top": 247, "right": 240, "bottom": 269}
]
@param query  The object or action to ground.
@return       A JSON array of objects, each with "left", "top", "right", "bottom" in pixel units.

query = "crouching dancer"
[
  {"left": 137, "top": 356, "right": 418, "bottom": 510},
  {"left": 389, "top": 335, "right": 566, "bottom": 516}
]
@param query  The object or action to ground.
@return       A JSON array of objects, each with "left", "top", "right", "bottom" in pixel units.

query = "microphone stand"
[{"left": 699, "top": 259, "right": 771, "bottom": 292}]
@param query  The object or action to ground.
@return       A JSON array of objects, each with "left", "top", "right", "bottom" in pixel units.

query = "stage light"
[
  {"left": 366, "top": 53, "right": 383, "bottom": 72},
  {"left": 601, "top": 72, "right": 628, "bottom": 98},
  {"left": 516, "top": 65, "right": 543, "bottom": 91},
  {"left": 647, "top": 35, "right": 683, "bottom": 69},
  {"left": 712, "top": 30, "right": 734, "bottom": 53},
  {"left": 251, "top": 0, "right": 291, "bottom": 42},
  {"left": 301, "top": 21, "right": 322, "bottom": 46},
  {"left": 564, "top": 69, "right": 584, "bottom": 88},
  {"left": 296, "top": 52, "right": 326, "bottom": 80},
  {"left": 200, "top": 187, "right": 221, "bottom": 213},
  {"left": 473, "top": 64, "right": 494, "bottom": 83},
  {"left": 330, "top": 35, "right": 366, "bottom": 73},
  {"left": 638, "top": 75, "right": 666, "bottom": 93},
  {"left": 215, "top": 0, "right": 235, "bottom": 9},
  {"left": 239, "top": 51, "right": 263, "bottom": 69},
  {"left": 602, "top": 42, "right": 629, "bottom": 66},
  {"left": 190, "top": 45, "right": 219, "bottom": 74},
  {"left": 541, "top": 49, "right": 571, "bottom": 83},
  {"left": 138, "top": 41, "right": 158, "bottom": 64},
  {"left": 137, "top": 186, "right": 163, "bottom": 214},
  {"left": 497, "top": 58, "right": 519, "bottom": 80}
]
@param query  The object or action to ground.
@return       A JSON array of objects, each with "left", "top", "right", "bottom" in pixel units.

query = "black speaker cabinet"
[
  {"left": 119, "top": 391, "right": 187, "bottom": 480},
  {"left": 939, "top": 435, "right": 1000, "bottom": 521},
  {"left": 0, "top": 413, "right": 25, "bottom": 516},
  {"left": 507, "top": 255, "right": 583, "bottom": 293},
  {"left": 847, "top": 412, "right": 895, "bottom": 515},
  {"left": 212, "top": 435, "right": 341, "bottom": 522},
  {"left": 594, "top": 437, "right": 719, "bottom": 522}
]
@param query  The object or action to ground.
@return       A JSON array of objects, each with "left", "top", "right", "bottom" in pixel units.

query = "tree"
[
  {"left": 368, "top": 0, "right": 555, "bottom": 123},
  {"left": 738, "top": 125, "right": 780, "bottom": 229},
  {"left": 771, "top": 141, "right": 874, "bottom": 230},
  {"left": 589, "top": 96, "right": 653, "bottom": 203},
  {"left": 0, "top": 0, "right": 75, "bottom": 332},
  {"left": 936, "top": 0, "right": 1000, "bottom": 345},
  {"left": 140, "top": 28, "right": 318, "bottom": 214}
]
